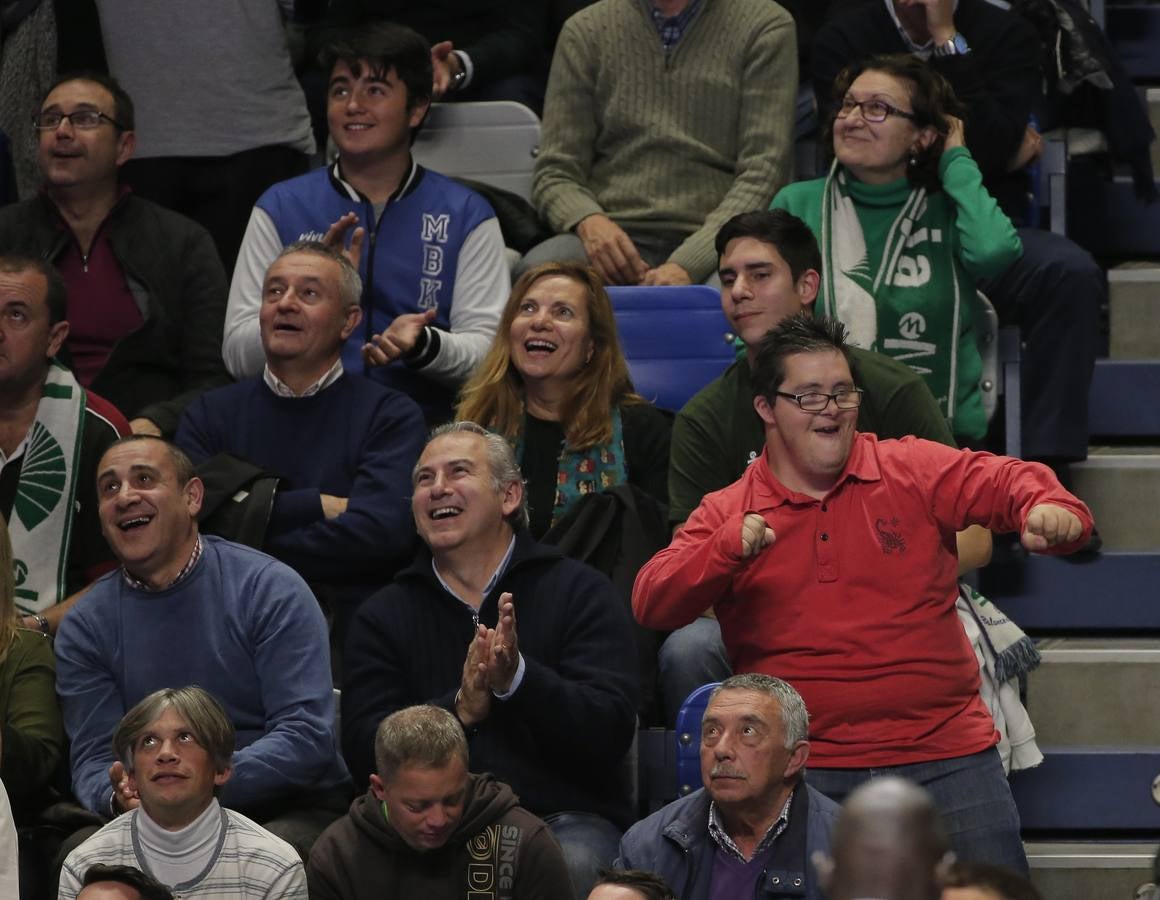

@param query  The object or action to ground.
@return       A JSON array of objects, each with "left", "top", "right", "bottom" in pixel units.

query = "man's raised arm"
[{"left": 633, "top": 493, "right": 774, "bottom": 631}]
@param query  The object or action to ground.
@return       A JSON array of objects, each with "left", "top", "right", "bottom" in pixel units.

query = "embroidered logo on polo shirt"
[{"left": 875, "top": 516, "right": 906, "bottom": 555}]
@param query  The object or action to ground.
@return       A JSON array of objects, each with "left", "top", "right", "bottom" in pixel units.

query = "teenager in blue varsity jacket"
[{"left": 225, "top": 24, "right": 509, "bottom": 423}]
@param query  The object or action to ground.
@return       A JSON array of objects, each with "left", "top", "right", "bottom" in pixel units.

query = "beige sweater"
[{"left": 532, "top": 0, "right": 798, "bottom": 281}]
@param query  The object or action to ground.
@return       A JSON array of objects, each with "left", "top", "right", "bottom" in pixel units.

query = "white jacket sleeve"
[
  {"left": 416, "top": 216, "right": 508, "bottom": 387},
  {"left": 224, "top": 206, "right": 283, "bottom": 378}
]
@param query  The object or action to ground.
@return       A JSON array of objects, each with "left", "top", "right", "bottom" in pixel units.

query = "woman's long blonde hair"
[
  {"left": 457, "top": 261, "right": 643, "bottom": 449},
  {"left": 0, "top": 517, "right": 18, "bottom": 665}
]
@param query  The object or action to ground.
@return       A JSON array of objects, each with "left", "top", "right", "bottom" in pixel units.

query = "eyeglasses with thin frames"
[
  {"left": 835, "top": 97, "right": 917, "bottom": 124},
  {"left": 774, "top": 389, "right": 864, "bottom": 411},
  {"left": 32, "top": 110, "right": 124, "bottom": 131}
]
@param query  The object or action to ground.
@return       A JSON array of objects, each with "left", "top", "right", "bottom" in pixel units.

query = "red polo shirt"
[{"left": 634, "top": 433, "right": 1093, "bottom": 767}]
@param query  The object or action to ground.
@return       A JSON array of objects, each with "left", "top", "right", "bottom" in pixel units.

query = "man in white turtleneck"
[{"left": 58, "top": 686, "right": 307, "bottom": 899}]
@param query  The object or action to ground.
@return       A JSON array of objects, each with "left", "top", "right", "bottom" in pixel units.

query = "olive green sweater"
[
  {"left": 533, "top": 0, "right": 798, "bottom": 281},
  {"left": 0, "top": 628, "right": 64, "bottom": 821}
]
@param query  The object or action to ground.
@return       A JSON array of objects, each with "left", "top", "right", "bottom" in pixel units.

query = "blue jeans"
[
  {"left": 806, "top": 748, "right": 1027, "bottom": 874},
  {"left": 657, "top": 617, "right": 732, "bottom": 727},
  {"left": 543, "top": 811, "right": 623, "bottom": 898}
]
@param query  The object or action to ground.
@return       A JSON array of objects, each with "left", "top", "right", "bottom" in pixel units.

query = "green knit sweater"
[{"left": 533, "top": 0, "right": 798, "bottom": 281}]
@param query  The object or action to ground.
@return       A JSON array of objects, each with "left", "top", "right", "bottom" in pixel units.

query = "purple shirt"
[{"left": 710, "top": 839, "right": 779, "bottom": 900}]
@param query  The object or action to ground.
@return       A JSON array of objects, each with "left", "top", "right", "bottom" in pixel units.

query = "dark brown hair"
[{"left": 823, "top": 53, "right": 966, "bottom": 192}]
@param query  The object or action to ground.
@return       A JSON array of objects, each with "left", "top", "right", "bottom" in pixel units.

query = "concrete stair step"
[
  {"left": 1029, "top": 639, "right": 1160, "bottom": 745},
  {"left": 1108, "top": 263, "right": 1160, "bottom": 360},
  {"left": 1070, "top": 448, "right": 1160, "bottom": 551},
  {"left": 1026, "top": 841, "right": 1158, "bottom": 900}
]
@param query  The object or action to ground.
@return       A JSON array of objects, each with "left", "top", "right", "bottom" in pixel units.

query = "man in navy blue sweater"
[
  {"left": 176, "top": 242, "right": 426, "bottom": 644},
  {"left": 342, "top": 421, "right": 639, "bottom": 899}
]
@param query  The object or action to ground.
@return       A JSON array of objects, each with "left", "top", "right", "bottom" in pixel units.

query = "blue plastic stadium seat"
[
  {"left": 675, "top": 681, "right": 720, "bottom": 797},
  {"left": 608, "top": 285, "right": 736, "bottom": 413}
]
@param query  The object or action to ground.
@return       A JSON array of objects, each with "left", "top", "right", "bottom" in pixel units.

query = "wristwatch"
[
  {"left": 933, "top": 32, "right": 971, "bottom": 57},
  {"left": 450, "top": 52, "right": 468, "bottom": 91}
]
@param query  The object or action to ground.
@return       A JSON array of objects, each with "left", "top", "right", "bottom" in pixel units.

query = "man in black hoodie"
[{"left": 307, "top": 704, "right": 575, "bottom": 899}]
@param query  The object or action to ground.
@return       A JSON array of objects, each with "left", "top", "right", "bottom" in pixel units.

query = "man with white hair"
[{"left": 618, "top": 674, "right": 839, "bottom": 899}]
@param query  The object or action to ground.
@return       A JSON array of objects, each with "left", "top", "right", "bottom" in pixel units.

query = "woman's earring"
[{"left": 908, "top": 152, "right": 918, "bottom": 167}]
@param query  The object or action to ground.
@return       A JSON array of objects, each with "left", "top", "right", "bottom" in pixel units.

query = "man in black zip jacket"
[
  {"left": 0, "top": 72, "right": 231, "bottom": 437},
  {"left": 342, "top": 421, "right": 639, "bottom": 898}
]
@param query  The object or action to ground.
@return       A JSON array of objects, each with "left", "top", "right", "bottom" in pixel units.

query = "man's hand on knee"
[
  {"left": 575, "top": 214, "right": 648, "bottom": 285},
  {"left": 642, "top": 262, "right": 693, "bottom": 286}
]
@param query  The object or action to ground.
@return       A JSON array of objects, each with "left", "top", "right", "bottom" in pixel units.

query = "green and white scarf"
[
  {"left": 819, "top": 161, "right": 963, "bottom": 425},
  {"left": 8, "top": 361, "right": 85, "bottom": 614}
]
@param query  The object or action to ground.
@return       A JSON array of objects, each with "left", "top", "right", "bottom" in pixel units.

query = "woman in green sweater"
[
  {"left": 0, "top": 516, "right": 64, "bottom": 824},
  {"left": 773, "top": 54, "right": 1021, "bottom": 442}
]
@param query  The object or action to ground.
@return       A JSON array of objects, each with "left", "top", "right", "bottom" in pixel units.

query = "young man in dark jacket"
[{"left": 308, "top": 704, "right": 574, "bottom": 900}]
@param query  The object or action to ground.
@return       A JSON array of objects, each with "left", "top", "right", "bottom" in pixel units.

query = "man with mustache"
[{"left": 617, "top": 675, "right": 838, "bottom": 900}]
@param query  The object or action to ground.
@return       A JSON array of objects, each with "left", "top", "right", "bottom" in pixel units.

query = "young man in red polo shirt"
[{"left": 633, "top": 313, "right": 1093, "bottom": 874}]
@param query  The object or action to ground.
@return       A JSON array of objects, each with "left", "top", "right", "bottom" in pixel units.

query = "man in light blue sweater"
[{"left": 55, "top": 434, "right": 351, "bottom": 860}]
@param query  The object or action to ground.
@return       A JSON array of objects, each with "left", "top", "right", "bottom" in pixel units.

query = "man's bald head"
[{"left": 817, "top": 777, "right": 953, "bottom": 900}]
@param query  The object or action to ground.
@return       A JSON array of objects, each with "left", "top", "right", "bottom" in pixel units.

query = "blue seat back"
[
  {"left": 675, "top": 681, "right": 720, "bottom": 796},
  {"left": 608, "top": 286, "right": 736, "bottom": 412}
]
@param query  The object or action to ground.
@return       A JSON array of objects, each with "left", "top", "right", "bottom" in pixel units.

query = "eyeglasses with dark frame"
[
  {"left": 32, "top": 110, "right": 124, "bottom": 131},
  {"left": 774, "top": 389, "right": 865, "bottom": 411},
  {"left": 835, "top": 97, "right": 917, "bottom": 124}
]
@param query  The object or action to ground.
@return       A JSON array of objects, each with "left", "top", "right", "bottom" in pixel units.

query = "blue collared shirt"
[{"left": 649, "top": 0, "right": 704, "bottom": 50}]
